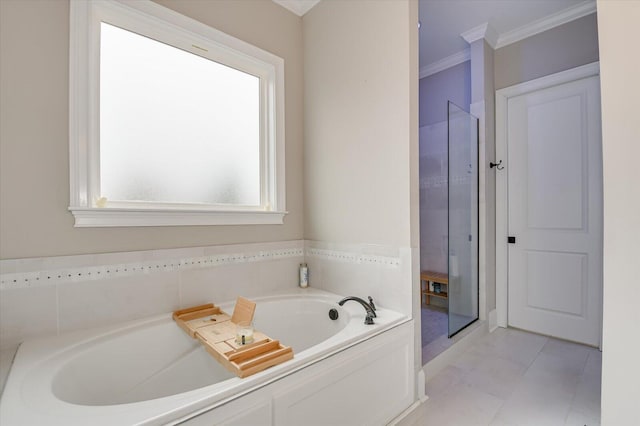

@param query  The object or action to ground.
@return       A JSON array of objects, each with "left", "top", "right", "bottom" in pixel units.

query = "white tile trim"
[
  {"left": 306, "top": 248, "right": 400, "bottom": 268},
  {"left": 0, "top": 241, "right": 403, "bottom": 290},
  {"left": 0, "top": 247, "right": 304, "bottom": 290}
]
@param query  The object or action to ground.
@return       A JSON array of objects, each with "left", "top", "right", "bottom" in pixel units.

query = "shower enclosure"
[{"left": 447, "top": 101, "right": 479, "bottom": 337}]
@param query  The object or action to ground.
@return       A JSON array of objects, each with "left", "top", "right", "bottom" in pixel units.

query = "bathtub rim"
[{"left": 0, "top": 288, "right": 409, "bottom": 426}]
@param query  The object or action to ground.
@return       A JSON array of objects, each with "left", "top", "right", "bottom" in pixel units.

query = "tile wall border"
[
  {"left": 0, "top": 244, "right": 303, "bottom": 290},
  {"left": 0, "top": 240, "right": 402, "bottom": 290},
  {"left": 306, "top": 248, "right": 400, "bottom": 267}
]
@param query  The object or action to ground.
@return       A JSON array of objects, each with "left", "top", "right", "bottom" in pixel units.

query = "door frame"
[{"left": 495, "top": 62, "right": 601, "bottom": 334}]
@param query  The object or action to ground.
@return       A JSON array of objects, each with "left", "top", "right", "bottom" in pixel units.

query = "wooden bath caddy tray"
[{"left": 173, "top": 297, "right": 293, "bottom": 378}]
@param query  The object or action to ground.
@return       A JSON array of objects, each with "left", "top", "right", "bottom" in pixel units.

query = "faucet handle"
[
  {"left": 365, "top": 312, "right": 375, "bottom": 325},
  {"left": 368, "top": 296, "right": 376, "bottom": 311}
]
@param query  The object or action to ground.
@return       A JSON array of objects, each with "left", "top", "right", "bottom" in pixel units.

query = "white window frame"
[{"left": 69, "top": 0, "right": 286, "bottom": 227}]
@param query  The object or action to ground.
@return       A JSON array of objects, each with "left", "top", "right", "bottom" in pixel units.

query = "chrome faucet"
[{"left": 338, "top": 296, "right": 376, "bottom": 325}]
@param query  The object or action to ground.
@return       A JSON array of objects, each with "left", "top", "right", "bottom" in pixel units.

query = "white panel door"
[{"left": 507, "top": 75, "right": 602, "bottom": 346}]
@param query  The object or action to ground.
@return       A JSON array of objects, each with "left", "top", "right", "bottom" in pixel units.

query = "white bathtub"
[{"left": 0, "top": 289, "right": 408, "bottom": 425}]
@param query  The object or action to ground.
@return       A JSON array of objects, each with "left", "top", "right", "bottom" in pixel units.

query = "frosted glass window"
[
  {"left": 69, "top": 0, "right": 285, "bottom": 227},
  {"left": 99, "top": 23, "right": 260, "bottom": 206}
]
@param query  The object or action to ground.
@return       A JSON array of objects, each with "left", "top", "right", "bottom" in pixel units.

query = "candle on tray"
[{"left": 235, "top": 321, "right": 254, "bottom": 345}]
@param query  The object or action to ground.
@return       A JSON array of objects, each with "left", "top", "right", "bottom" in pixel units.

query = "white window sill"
[{"left": 69, "top": 208, "right": 287, "bottom": 227}]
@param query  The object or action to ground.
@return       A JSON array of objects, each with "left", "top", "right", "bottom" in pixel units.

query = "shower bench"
[{"left": 420, "top": 270, "right": 448, "bottom": 306}]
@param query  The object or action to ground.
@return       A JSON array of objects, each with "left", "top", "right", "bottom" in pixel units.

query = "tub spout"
[{"left": 338, "top": 296, "right": 376, "bottom": 325}]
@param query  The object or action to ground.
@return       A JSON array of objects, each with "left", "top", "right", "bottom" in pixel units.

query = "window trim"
[{"left": 69, "top": 0, "right": 286, "bottom": 227}]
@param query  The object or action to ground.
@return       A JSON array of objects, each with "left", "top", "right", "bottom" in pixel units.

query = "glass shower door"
[{"left": 447, "top": 101, "right": 479, "bottom": 337}]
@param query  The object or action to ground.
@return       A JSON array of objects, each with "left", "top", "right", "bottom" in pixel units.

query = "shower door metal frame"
[{"left": 447, "top": 101, "right": 480, "bottom": 338}]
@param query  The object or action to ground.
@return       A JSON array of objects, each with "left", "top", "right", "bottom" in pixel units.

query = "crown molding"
[
  {"left": 271, "top": 0, "right": 321, "bottom": 17},
  {"left": 419, "top": 48, "right": 470, "bottom": 79},
  {"left": 460, "top": 22, "right": 499, "bottom": 49},
  {"left": 495, "top": 0, "right": 596, "bottom": 49},
  {"left": 422, "top": 1, "right": 596, "bottom": 74}
]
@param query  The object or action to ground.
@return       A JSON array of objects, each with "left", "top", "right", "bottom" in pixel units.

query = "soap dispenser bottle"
[{"left": 299, "top": 263, "right": 309, "bottom": 288}]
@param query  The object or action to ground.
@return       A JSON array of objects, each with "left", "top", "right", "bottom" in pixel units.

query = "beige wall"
[
  {"left": 597, "top": 1, "right": 640, "bottom": 424},
  {"left": 303, "top": 0, "right": 414, "bottom": 248},
  {"left": 494, "top": 13, "right": 599, "bottom": 90},
  {"left": 303, "top": 0, "right": 420, "bottom": 390},
  {"left": 0, "top": 0, "right": 304, "bottom": 260}
]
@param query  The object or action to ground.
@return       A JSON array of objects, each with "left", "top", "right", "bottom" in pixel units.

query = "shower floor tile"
[
  {"left": 421, "top": 306, "right": 449, "bottom": 364},
  {"left": 421, "top": 305, "right": 448, "bottom": 345},
  {"left": 421, "top": 306, "right": 478, "bottom": 364}
]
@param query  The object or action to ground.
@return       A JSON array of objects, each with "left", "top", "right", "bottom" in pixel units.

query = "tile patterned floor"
[{"left": 402, "top": 327, "right": 601, "bottom": 426}]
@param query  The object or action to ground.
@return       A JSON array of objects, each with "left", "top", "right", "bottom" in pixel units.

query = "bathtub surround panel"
[
  {"left": 186, "top": 390, "right": 271, "bottom": 426},
  {"left": 57, "top": 272, "right": 180, "bottom": 334},
  {"left": 0, "top": 350, "right": 15, "bottom": 400},
  {"left": 0, "top": 241, "right": 305, "bottom": 358},
  {"left": 0, "top": 239, "right": 418, "bottom": 396},
  {"left": 185, "top": 322, "right": 414, "bottom": 426},
  {"left": 0, "top": 245, "right": 304, "bottom": 290},
  {"left": 182, "top": 256, "right": 301, "bottom": 305},
  {"left": 271, "top": 324, "right": 412, "bottom": 426},
  {"left": 305, "top": 240, "right": 412, "bottom": 316},
  {"left": 178, "top": 260, "right": 296, "bottom": 309},
  {"left": 0, "top": 285, "right": 59, "bottom": 353},
  {"left": 0, "top": 0, "right": 303, "bottom": 259}
]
